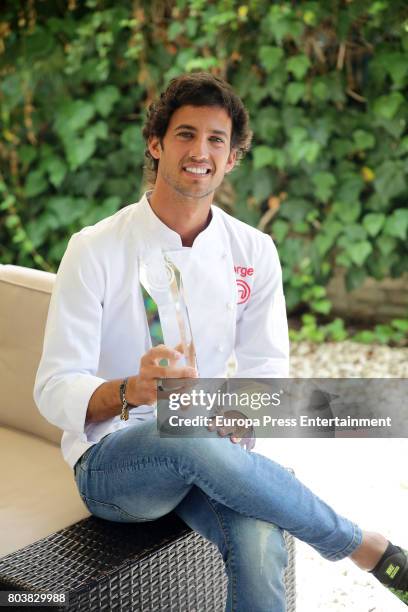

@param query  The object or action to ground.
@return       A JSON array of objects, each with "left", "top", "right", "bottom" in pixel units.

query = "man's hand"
[
  {"left": 126, "top": 344, "right": 198, "bottom": 406},
  {"left": 207, "top": 409, "right": 255, "bottom": 449},
  {"left": 86, "top": 344, "right": 197, "bottom": 424}
]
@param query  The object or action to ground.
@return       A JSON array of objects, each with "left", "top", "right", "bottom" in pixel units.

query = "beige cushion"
[
  {"left": 0, "top": 264, "right": 61, "bottom": 445},
  {"left": 0, "top": 426, "right": 89, "bottom": 558}
]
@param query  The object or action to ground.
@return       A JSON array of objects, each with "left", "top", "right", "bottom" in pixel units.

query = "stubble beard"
[{"left": 160, "top": 167, "right": 222, "bottom": 201}]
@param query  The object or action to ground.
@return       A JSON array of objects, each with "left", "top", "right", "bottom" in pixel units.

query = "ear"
[
  {"left": 148, "top": 136, "right": 162, "bottom": 160},
  {"left": 225, "top": 148, "right": 237, "bottom": 174}
]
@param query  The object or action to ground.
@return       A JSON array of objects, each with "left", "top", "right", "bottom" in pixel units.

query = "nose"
[{"left": 189, "top": 136, "right": 210, "bottom": 160}]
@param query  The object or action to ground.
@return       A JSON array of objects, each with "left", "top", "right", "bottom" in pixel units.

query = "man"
[{"left": 34, "top": 73, "right": 408, "bottom": 610}]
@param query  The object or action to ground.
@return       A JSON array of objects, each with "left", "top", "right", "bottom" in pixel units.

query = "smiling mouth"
[{"left": 182, "top": 166, "right": 212, "bottom": 177}]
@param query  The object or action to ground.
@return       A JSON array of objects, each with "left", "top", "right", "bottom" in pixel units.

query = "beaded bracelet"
[{"left": 119, "top": 377, "right": 129, "bottom": 421}]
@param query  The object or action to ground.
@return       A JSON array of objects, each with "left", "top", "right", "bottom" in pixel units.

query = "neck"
[{"left": 148, "top": 182, "right": 213, "bottom": 247}]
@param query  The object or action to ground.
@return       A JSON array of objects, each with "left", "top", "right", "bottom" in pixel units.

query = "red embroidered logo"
[
  {"left": 234, "top": 265, "right": 253, "bottom": 304},
  {"left": 236, "top": 279, "right": 251, "bottom": 304},
  {"left": 234, "top": 265, "right": 254, "bottom": 278}
]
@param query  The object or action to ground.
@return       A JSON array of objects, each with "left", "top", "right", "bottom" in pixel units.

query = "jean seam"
[
  {"left": 321, "top": 523, "right": 363, "bottom": 561},
  {"left": 85, "top": 456, "right": 180, "bottom": 474},
  {"left": 194, "top": 489, "right": 238, "bottom": 612},
  {"left": 81, "top": 494, "right": 151, "bottom": 522}
]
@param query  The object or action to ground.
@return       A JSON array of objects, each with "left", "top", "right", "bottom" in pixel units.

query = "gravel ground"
[{"left": 256, "top": 341, "right": 408, "bottom": 612}]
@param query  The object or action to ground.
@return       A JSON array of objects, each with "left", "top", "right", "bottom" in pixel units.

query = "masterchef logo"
[{"left": 234, "top": 265, "right": 253, "bottom": 304}]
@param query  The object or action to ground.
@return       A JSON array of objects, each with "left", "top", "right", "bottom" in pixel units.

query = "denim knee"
[
  {"left": 230, "top": 517, "right": 288, "bottom": 575},
  {"left": 225, "top": 516, "right": 287, "bottom": 612}
]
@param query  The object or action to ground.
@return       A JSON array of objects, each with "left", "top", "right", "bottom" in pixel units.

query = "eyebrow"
[{"left": 174, "top": 124, "right": 229, "bottom": 138}]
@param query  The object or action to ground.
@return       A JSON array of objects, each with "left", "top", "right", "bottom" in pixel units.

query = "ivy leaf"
[
  {"left": 167, "top": 22, "right": 184, "bottom": 41},
  {"left": 322, "top": 219, "right": 343, "bottom": 240},
  {"left": 285, "top": 82, "right": 305, "bottom": 104},
  {"left": 287, "top": 140, "right": 320, "bottom": 165},
  {"left": 253, "top": 146, "right": 285, "bottom": 169},
  {"left": 312, "top": 81, "right": 329, "bottom": 101},
  {"left": 391, "top": 319, "right": 408, "bottom": 333},
  {"left": 373, "top": 92, "right": 404, "bottom": 120},
  {"left": 26, "top": 212, "right": 58, "bottom": 247},
  {"left": 64, "top": 135, "right": 96, "bottom": 171},
  {"left": 25, "top": 170, "right": 48, "bottom": 198},
  {"left": 185, "top": 57, "right": 219, "bottom": 71},
  {"left": 314, "top": 234, "right": 334, "bottom": 256},
  {"left": 19, "top": 145, "right": 37, "bottom": 166},
  {"left": 362, "top": 213, "right": 385, "bottom": 237},
  {"left": 54, "top": 100, "right": 96, "bottom": 136},
  {"left": 378, "top": 235, "right": 397, "bottom": 255},
  {"left": 311, "top": 299, "right": 332, "bottom": 314},
  {"left": 92, "top": 86, "right": 120, "bottom": 118},
  {"left": 353, "top": 330, "right": 376, "bottom": 344},
  {"left": 374, "top": 51, "right": 408, "bottom": 87},
  {"left": 335, "top": 174, "right": 364, "bottom": 204},
  {"left": 343, "top": 224, "right": 367, "bottom": 241},
  {"left": 397, "top": 136, "right": 408, "bottom": 155},
  {"left": 81, "top": 196, "right": 121, "bottom": 226},
  {"left": 348, "top": 241, "right": 373, "bottom": 266},
  {"left": 384, "top": 209, "right": 408, "bottom": 240},
  {"left": 280, "top": 198, "right": 312, "bottom": 223},
  {"left": 271, "top": 219, "right": 289, "bottom": 242},
  {"left": 332, "top": 201, "right": 361, "bottom": 224},
  {"left": 43, "top": 157, "right": 67, "bottom": 188},
  {"left": 24, "top": 26, "right": 55, "bottom": 58},
  {"left": 120, "top": 125, "right": 145, "bottom": 155},
  {"left": 252, "top": 168, "right": 274, "bottom": 203},
  {"left": 87, "top": 121, "right": 108, "bottom": 140},
  {"left": 374, "top": 161, "right": 406, "bottom": 204},
  {"left": 266, "top": 9, "right": 302, "bottom": 43},
  {"left": 312, "top": 172, "right": 336, "bottom": 202},
  {"left": 353, "top": 130, "right": 375, "bottom": 150},
  {"left": 47, "top": 196, "right": 88, "bottom": 225},
  {"left": 286, "top": 54, "right": 310, "bottom": 79},
  {"left": 259, "top": 46, "right": 284, "bottom": 72}
]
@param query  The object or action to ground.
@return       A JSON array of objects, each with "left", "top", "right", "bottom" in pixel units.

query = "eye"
[
  {"left": 177, "top": 131, "right": 193, "bottom": 139},
  {"left": 210, "top": 136, "right": 225, "bottom": 144}
]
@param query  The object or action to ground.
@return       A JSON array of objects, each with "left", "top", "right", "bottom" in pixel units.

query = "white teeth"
[{"left": 185, "top": 167, "right": 209, "bottom": 175}]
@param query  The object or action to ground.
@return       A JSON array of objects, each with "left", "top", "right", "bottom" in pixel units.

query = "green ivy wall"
[{"left": 1, "top": 0, "right": 407, "bottom": 329}]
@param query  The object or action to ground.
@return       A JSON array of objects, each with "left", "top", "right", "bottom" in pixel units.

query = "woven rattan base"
[{"left": 0, "top": 514, "right": 295, "bottom": 611}]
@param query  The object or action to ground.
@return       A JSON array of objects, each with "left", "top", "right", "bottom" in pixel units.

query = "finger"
[
  {"left": 141, "top": 345, "right": 182, "bottom": 366},
  {"left": 147, "top": 364, "right": 198, "bottom": 380},
  {"left": 207, "top": 421, "right": 216, "bottom": 431},
  {"left": 168, "top": 343, "right": 186, "bottom": 367},
  {"left": 218, "top": 427, "right": 232, "bottom": 437},
  {"left": 230, "top": 436, "right": 242, "bottom": 444}
]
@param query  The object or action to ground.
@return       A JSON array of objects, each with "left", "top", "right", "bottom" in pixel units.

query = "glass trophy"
[{"left": 139, "top": 250, "right": 198, "bottom": 373}]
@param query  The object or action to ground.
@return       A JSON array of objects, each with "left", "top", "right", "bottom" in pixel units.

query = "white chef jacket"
[{"left": 34, "top": 192, "right": 289, "bottom": 469}]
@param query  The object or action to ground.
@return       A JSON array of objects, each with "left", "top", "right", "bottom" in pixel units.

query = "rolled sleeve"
[{"left": 34, "top": 232, "right": 107, "bottom": 434}]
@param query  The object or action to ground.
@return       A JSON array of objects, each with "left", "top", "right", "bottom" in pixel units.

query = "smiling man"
[
  {"left": 34, "top": 73, "right": 408, "bottom": 611},
  {"left": 148, "top": 104, "right": 237, "bottom": 246}
]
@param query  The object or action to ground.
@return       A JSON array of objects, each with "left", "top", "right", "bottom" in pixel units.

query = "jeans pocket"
[{"left": 81, "top": 495, "right": 152, "bottom": 523}]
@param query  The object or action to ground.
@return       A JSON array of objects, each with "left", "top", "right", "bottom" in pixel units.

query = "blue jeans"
[{"left": 74, "top": 419, "right": 362, "bottom": 612}]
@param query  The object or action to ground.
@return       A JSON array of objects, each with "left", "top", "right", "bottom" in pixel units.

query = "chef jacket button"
[
  {"left": 221, "top": 252, "right": 227, "bottom": 259},
  {"left": 226, "top": 302, "right": 234, "bottom": 311},
  {"left": 217, "top": 344, "right": 224, "bottom": 352}
]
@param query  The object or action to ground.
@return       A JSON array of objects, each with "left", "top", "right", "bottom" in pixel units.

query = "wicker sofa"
[{"left": 0, "top": 263, "right": 296, "bottom": 611}]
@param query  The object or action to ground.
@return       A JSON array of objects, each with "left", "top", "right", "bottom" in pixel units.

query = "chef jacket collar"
[{"left": 139, "top": 191, "right": 223, "bottom": 253}]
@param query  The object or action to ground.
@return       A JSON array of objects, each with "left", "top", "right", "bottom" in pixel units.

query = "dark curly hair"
[{"left": 142, "top": 72, "right": 252, "bottom": 180}]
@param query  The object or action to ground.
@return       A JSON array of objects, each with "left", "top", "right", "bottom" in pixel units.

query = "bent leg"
[
  {"left": 74, "top": 419, "right": 362, "bottom": 561},
  {"left": 174, "top": 485, "right": 288, "bottom": 612}
]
